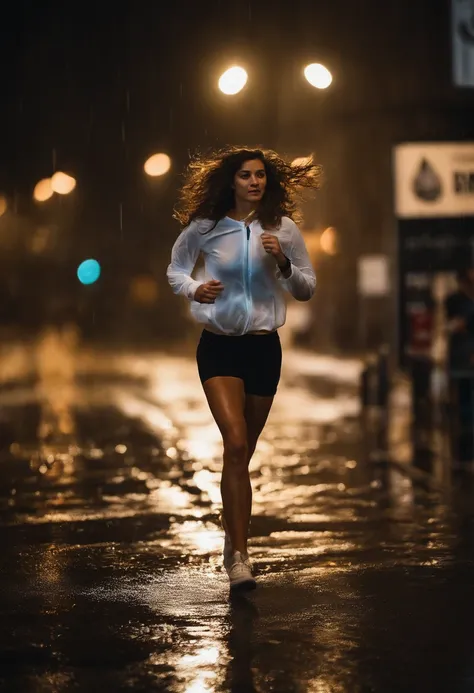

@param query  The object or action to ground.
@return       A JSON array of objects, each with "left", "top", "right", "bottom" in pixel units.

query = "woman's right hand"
[{"left": 194, "top": 280, "right": 224, "bottom": 303}]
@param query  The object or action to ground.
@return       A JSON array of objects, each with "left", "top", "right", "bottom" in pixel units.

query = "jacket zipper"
[{"left": 242, "top": 225, "right": 252, "bottom": 333}]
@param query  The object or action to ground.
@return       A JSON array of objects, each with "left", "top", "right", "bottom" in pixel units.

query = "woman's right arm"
[{"left": 166, "top": 221, "right": 202, "bottom": 301}]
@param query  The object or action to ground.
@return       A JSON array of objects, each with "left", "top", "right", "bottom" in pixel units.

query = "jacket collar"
[{"left": 197, "top": 216, "right": 260, "bottom": 238}]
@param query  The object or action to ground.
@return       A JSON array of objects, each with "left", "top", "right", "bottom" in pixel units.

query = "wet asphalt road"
[{"left": 1, "top": 332, "right": 474, "bottom": 692}]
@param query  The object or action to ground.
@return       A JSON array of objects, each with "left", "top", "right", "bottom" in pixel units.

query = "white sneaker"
[
  {"left": 221, "top": 516, "right": 251, "bottom": 565},
  {"left": 226, "top": 551, "right": 256, "bottom": 591},
  {"left": 223, "top": 529, "right": 252, "bottom": 570}
]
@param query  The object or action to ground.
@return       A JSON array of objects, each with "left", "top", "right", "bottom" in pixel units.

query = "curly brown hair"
[{"left": 173, "top": 145, "right": 322, "bottom": 230}]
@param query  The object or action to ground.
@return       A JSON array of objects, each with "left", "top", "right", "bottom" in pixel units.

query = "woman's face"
[{"left": 233, "top": 159, "right": 267, "bottom": 205}]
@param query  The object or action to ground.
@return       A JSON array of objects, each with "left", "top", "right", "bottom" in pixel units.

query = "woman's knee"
[{"left": 223, "top": 431, "right": 248, "bottom": 467}]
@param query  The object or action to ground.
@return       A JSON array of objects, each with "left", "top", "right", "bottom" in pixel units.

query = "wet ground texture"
[{"left": 1, "top": 335, "right": 474, "bottom": 692}]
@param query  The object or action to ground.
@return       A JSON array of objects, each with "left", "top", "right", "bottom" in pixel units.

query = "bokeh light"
[
  {"left": 51, "top": 172, "right": 76, "bottom": 195},
  {"left": 304, "top": 63, "right": 333, "bottom": 89},
  {"left": 130, "top": 275, "right": 159, "bottom": 304},
  {"left": 0, "top": 195, "right": 6, "bottom": 217},
  {"left": 320, "top": 226, "right": 338, "bottom": 255},
  {"left": 30, "top": 226, "right": 52, "bottom": 254},
  {"left": 302, "top": 230, "right": 320, "bottom": 261},
  {"left": 144, "top": 153, "right": 171, "bottom": 177},
  {"left": 218, "top": 66, "right": 248, "bottom": 95},
  {"left": 34, "top": 179, "right": 54, "bottom": 202},
  {"left": 77, "top": 259, "right": 101, "bottom": 285}
]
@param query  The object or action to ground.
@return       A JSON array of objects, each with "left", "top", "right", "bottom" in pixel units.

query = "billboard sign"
[{"left": 394, "top": 142, "right": 474, "bottom": 218}]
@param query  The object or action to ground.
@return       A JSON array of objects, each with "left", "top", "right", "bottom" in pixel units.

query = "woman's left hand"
[{"left": 260, "top": 233, "right": 286, "bottom": 266}]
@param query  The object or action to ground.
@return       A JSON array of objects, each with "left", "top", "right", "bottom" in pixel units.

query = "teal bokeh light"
[{"left": 77, "top": 259, "right": 101, "bottom": 285}]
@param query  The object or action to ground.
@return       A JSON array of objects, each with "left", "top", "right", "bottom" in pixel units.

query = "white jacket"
[{"left": 166, "top": 216, "right": 316, "bottom": 336}]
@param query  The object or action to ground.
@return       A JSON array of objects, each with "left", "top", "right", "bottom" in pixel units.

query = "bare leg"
[
  {"left": 202, "top": 377, "right": 249, "bottom": 554},
  {"left": 220, "top": 393, "right": 275, "bottom": 547},
  {"left": 241, "top": 393, "right": 274, "bottom": 539}
]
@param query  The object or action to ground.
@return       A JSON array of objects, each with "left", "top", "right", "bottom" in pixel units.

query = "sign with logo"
[
  {"left": 452, "top": 0, "right": 474, "bottom": 87},
  {"left": 393, "top": 142, "right": 474, "bottom": 218},
  {"left": 357, "top": 255, "right": 390, "bottom": 296}
]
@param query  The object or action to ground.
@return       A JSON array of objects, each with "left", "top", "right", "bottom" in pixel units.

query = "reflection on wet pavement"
[{"left": 1, "top": 331, "right": 474, "bottom": 692}]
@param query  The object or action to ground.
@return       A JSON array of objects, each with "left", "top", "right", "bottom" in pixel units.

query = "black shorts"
[{"left": 196, "top": 329, "right": 282, "bottom": 397}]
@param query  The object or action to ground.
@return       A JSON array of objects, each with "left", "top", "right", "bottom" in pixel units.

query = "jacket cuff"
[
  {"left": 275, "top": 264, "right": 294, "bottom": 281},
  {"left": 186, "top": 279, "right": 202, "bottom": 301}
]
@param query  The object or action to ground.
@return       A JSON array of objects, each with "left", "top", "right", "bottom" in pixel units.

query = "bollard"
[
  {"left": 360, "top": 361, "right": 372, "bottom": 407},
  {"left": 361, "top": 351, "right": 390, "bottom": 464},
  {"left": 360, "top": 349, "right": 391, "bottom": 410},
  {"left": 375, "top": 346, "right": 390, "bottom": 408},
  {"left": 360, "top": 356, "right": 376, "bottom": 407}
]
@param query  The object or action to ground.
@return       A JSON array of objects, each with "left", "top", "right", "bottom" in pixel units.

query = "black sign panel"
[{"left": 398, "top": 216, "right": 474, "bottom": 367}]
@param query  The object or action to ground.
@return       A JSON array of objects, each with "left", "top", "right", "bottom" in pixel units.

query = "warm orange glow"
[
  {"left": 302, "top": 230, "right": 320, "bottom": 261},
  {"left": 130, "top": 276, "right": 159, "bottom": 304},
  {"left": 34, "top": 179, "right": 54, "bottom": 202},
  {"left": 304, "top": 63, "right": 333, "bottom": 89},
  {"left": 51, "top": 172, "right": 76, "bottom": 195},
  {"left": 320, "top": 226, "right": 338, "bottom": 255},
  {"left": 30, "top": 226, "right": 51, "bottom": 254},
  {"left": 0, "top": 195, "right": 6, "bottom": 216},
  {"left": 291, "top": 156, "right": 313, "bottom": 167},
  {"left": 144, "top": 153, "right": 171, "bottom": 176},
  {"left": 218, "top": 66, "right": 248, "bottom": 95}
]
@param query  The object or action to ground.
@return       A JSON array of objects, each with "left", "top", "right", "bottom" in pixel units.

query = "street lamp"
[
  {"left": 51, "top": 171, "right": 76, "bottom": 195},
  {"left": 218, "top": 66, "right": 248, "bottom": 95},
  {"left": 33, "top": 178, "right": 54, "bottom": 202},
  {"left": 304, "top": 63, "right": 333, "bottom": 89},
  {"left": 144, "top": 153, "right": 171, "bottom": 176}
]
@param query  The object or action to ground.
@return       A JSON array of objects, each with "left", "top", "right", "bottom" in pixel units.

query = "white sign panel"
[
  {"left": 452, "top": 0, "right": 474, "bottom": 87},
  {"left": 357, "top": 255, "right": 390, "bottom": 296},
  {"left": 393, "top": 142, "right": 474, "bottom": 218}
]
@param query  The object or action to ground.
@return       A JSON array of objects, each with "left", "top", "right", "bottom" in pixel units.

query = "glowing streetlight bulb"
[
  {"left": 34, "top": 178, "right": 54, "bottom": 202},
  {"left": 218, "top": 66, "right": 248, "bottom": 95},
  {"left": 304, "top": 63, "right": 333, "bottom": 89},
  {"left": 51, "top": 172, "right": 76, "bottom": 195},
  {"left": 144, "top": 153, "right": 171, "bottom": 177}
]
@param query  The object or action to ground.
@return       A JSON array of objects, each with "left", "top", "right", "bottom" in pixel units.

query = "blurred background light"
[
  {"left": 320, "top": 226, "right": 338, "bottom": 255},
  {"left": 130, "top": 275, "right": 159, "bottom": 304},
  {"left": 51, "top": 171, "right": 76, "bottom": 195},
  {"left": 302, "top": 230, "right": 321, "bottom": 261},
  {"left": 30, "top": 226, "right": 52, "bottom": 254},
  {"left": 33, "top": 178, "right": 54, "bottom": 202},
  {"left": 218, "top": 66, "right": 248, "bottom": 95},
  {"left": 144, "top": 153, "right": 171, "bottom": 177},
  {"left": 304, "top": 63, "right": 333, "bottom": 89},
  {"left": 0, "top": 195, "right": 6, "bottom": 217},
  {"left": 77, "top": 259, "right": 101, "bottom": 285}
]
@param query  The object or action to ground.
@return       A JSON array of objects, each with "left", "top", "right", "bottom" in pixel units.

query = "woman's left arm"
[{"left": 276, "top": 221, "right": 316, "bottom": 301}]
